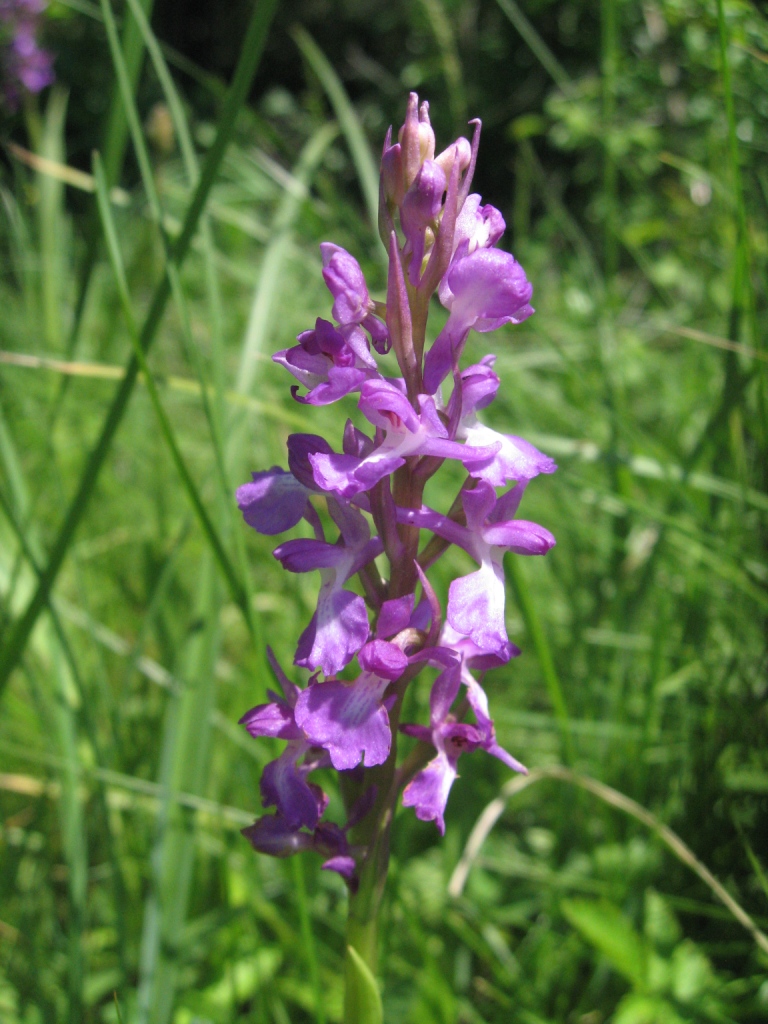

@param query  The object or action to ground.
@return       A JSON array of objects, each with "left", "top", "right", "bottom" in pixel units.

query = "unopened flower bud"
[
  {"left": 381, "top": 128, "right": 404, "bottom": 207},
  {"left": 401, "top": 159, "right": 446, "bottom": 284},
  {"left": 398, "top": 92, "right": 436, "bottom": 192},
  {"left": 435, "top": 137, "right": 471, "bottom": 181}
]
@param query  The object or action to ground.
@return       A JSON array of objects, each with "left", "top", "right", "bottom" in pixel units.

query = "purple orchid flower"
[
  {"left": 442, "top": 193, "right": 507, "bottom": 270},
  {"left": 274, "top": 498, "right": 382, "bottom": 675},
  {"left": 320, "top": 243, "right": 389, "bottom": 354},
  {"left": 237, "top": 92, "right": 557, "bottom": 886},
  {"left": 397, "top": 480, "right": 555, "bottom": 655},
  {"left": 309, "top": 378, "right": 501, "bottom": 498},
  {"left": 448, "top": 357, "right": 557, "bottom": 486},
  {"left": 273, "top": 317, "right": 379, "bottom": 406},
  {"left": 401, "top": 657, "right": 525, "bottom": 834},
  {"left": 242, "top": 812, "right": 360, "bottom": 888},
  {"left": 423, "top": 247, "right": 535, "bottom": 394},
  {"left": 295, "top": 639, "right": 407, "bottom": 771},
  {"left": 239, "top": 651, "right": 330, "bottom": 829},
  {"left": 0, "top": 0, "right": 53, "bottom": 106}
]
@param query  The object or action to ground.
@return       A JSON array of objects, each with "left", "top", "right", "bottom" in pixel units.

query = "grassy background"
[{"left": 1, "top": 0, "right": 767, "bottom": 1021}]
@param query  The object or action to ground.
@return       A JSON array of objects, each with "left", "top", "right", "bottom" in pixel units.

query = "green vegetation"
[{"left": 1, "top": 0, "right": 767, "bottom": 1021}]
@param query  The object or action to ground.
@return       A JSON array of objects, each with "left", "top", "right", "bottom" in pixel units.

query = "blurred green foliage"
[{"left": 1, "top": 0, "right": 767, "bottom": 1021}]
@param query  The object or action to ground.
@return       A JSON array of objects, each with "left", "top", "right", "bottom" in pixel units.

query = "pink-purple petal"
[
  {"left": 295, "top": 674, "right": 392, "bottom": 771},
  {"left": 236, "top": 468, "right": 309, "bottom": 535}
]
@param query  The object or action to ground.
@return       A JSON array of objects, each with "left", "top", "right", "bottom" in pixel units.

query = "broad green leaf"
[{"left": 561, "top": 899, "right": 648, "bottom": 989}]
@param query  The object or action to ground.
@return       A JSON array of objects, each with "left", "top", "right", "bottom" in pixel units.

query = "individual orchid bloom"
[
  {"left": 401, "top": 658, "right": 525, "bottom": 834},
  {"left": 295, "top": 639, "right": 407, "bottom": 771},
  {"left": 423, "top": 247, "right": 534, "bottom": 393},
  {"left": 320, "top": 243, "right": 389, "bottom": 354},
  {"left": 309, "top": 378, "right": 501, "bottom": 498},
  {"left": 236, "top": 466, "right": 313, "bottom": 535},
  {"left": 448, "top": 357, "right": 558, "bottom": 487},
  {"left": 274, "top": 499, "right": 382, "bottom": 675},
  {"left": 436, "top": 619, "right": 519, "bottom": 745},
  {"left": 273, "top": 317, "right": 379, "bottom": 406},
  {"left": 239, "top": 652, "right": 330, "bottom": 829},
  {"left": 451, "top": 194, "right": 506, "bottom": 261},
  {"left": 397, "top": 480, "right": 555, "bottom": 655},
  {"left": 241, "top": 813, "right": 315, "bottom": 858},
  {"left": 243, "top": 810, "right": 361, "bottom": 890}
]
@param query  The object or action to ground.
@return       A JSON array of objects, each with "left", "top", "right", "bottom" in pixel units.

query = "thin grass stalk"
[
  {"left": 449, "top": 765, "right": 768, "bottom": 959},
  {"left": 233, "top": 121, "right": 339, "bottom": 399},
  {"left": 505, "top": 554, "right": 573, "bottom": 764},
  {"left": 0, "top": 0, "right": 279, "bottom": 698},
  {"left": 101, "top": 0, "right": 262, "bottom": 645},
  {"left": 290, "top": 26, "right": 380, "bottom": 240},
  {"left": 415, "top": 0, "right": 466, "bottom": 127},
  {"left": 494, "top": 0, "right": 572, "bottom": 93},
  {"left": 291, "top": 856, "right": 326, "bottom": 1024},
  {"left": 136, "top": 554, "right": 221, "bottom": 1024},
  {"left": 37, "top": 638, "right": 88, "bottom": 1020},
  {"left": 92, "top": 155, "right": 254, "bottom": 633},
  {"left": 51, "top": 0, "right": 155, "bottom": 421},
  {"left": 35, "top": 88, "right": 67, "bottom": 351}
]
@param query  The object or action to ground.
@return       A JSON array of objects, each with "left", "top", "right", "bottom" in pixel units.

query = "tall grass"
[{"left": 1, "top": 0, "right": 767, "bottom": 1021}]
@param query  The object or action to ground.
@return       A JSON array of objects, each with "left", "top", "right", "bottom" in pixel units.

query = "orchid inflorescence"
[{"left": 236, "top": 94, "right": 556, "bottom": 892}]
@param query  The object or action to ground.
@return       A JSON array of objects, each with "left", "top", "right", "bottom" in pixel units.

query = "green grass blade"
[
  {"left": 52, "top": 0, "right": 155, "bottom": 428},
  {"left": 291, "top": 25, "right": 380, "bottom": 238},
  {"left": 505, "top": 554, "right": 573, "bottom": 764},
  {"left": 37, "top": 645, "right": 89, "bottom": 1018},
  {"left": 494, "top": 0, "right": 572, "bottom": 93},
  {"left": 136, "top": 554, "right": 221, "bottom": 1024},
  {"left": 415, "top": 0, "right": 466, "bottom": 127},
  {"left": 100, "top": 0, "right": 156, "bottom": 189},
  {"left": 291, "top": 856, "right": 326, "bottom": 1024},
  {"left": 0, "top": 0, "right": 278, "bottom": 698},
  {"left": 106, "top": 0, "right": 263, "bottom": 652},
  {"left": 92, "top": 154, "right": 253, "bottom": 633},
  {"left": 234, "top": 121, "right": 339, "bottom": 397},
  {"left": 36, "top": 87, "right": 68, "bottom": 351}
]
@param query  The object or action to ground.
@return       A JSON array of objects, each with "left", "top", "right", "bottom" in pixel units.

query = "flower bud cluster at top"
[
  {"left": 0, "top": 0, "right": 53, "bottom": 109},
  {"left": 236, "top": 94, "right": 556, "bottom": 889}
]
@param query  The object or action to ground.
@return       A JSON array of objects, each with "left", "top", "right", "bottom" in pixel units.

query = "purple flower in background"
[
  {"left": 0, "top": 0, "right": 54, "bottom": 108},
  {"left": 237, "top": 92, "right": 556, "bottom": 882}
]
